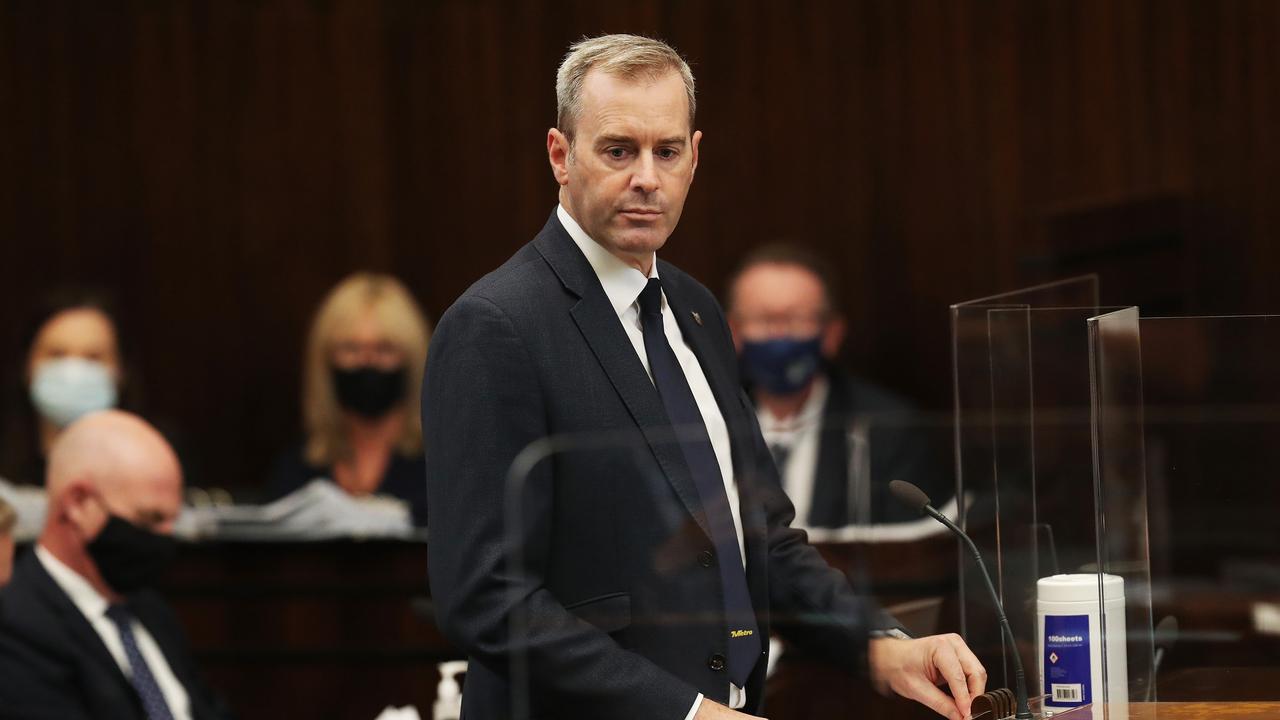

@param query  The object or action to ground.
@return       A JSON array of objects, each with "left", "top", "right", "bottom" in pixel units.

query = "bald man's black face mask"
[{"left": 88, "top": 515, "right": 178, "bottom": 594}]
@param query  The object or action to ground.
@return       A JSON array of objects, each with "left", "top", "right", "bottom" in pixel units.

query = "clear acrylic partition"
[
  {"left": 1088, "top": 307, "right": 1155, "bottom": 711},
  {"left": 1126, "top": 315, "right": 1280, "bottom": 702},
  {"left": 952, "top": 276, "right": 1109, "bottom": 701},
  {"left": 952, "top": 275, "right": 1100, "bottom": 696}
]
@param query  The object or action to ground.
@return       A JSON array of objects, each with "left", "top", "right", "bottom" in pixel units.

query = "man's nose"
[{"left": 631, "top": 151, "right": 660, "bottom": 193}]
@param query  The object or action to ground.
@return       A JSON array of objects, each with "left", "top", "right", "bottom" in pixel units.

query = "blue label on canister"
[{"left": 1043, "top": 614, "right": 1091, "bottom": 707}]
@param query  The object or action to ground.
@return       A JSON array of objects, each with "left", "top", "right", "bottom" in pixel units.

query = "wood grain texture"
[
  {"left": 1058, "top": 702, "right": 1280, "bottom": 720},
  {"left": 2, "top": 1, "right": 1279, "bottom": 492}
]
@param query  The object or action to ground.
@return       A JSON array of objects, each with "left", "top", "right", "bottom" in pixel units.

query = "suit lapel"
[
  {"left": 533, "top": 214, "right": 710, "bottom": 539},
  {"left": 20, "top": 554, "right": 135, "bottom": 692}
]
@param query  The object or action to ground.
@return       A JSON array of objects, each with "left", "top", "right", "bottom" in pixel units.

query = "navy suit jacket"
[
  {"left": 803, "top": 368, "right": 951, "bottom": 528},
  {"left": 0, "top": 549, "right": 232, "bottom": 720},
  {"left": 423, "top": 211, "right": 881, "bottom": 719}
]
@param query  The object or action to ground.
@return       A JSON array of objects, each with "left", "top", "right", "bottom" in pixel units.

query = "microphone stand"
[{"left": 924, "top": 504, "right": 1034, "bottom": 720}]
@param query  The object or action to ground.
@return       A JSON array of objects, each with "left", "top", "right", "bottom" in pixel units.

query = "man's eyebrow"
[
  {"left": 596, "top": 134, "right": 637, "bottom": 146},
  {"left": 657, "top": 136, "right": 688, "bottom": 147}
]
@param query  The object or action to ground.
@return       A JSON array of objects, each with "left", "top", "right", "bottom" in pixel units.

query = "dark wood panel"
[{"left": 2, "top": 0, "right": 1279, "bottom": 496}]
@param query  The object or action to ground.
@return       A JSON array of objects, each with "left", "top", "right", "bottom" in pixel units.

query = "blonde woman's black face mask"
[{"left": 331, "top": 365, "right": 406, "bottom": 418}]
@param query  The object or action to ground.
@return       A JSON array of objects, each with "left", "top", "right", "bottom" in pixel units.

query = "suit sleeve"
[
  {"left": 0, "top": 631, "right": 94, "bottom": 720},
  {"left": 423, "top": 294, "right": 700, "bottom": 719}
]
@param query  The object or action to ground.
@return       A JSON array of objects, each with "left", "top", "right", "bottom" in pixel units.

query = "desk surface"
[{"left": 1058, "top": 703, "right": 1280, "bottom": 719}]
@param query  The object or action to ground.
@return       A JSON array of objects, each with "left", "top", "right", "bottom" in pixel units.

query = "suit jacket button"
[
  {"left": 708, "top": 653, "right": 726, "bottom": 672},
  {"left": 698, "top": 550, "right": 715, "bottom": 568}
]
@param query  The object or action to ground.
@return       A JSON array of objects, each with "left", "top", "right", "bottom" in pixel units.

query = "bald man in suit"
[{"left": 0, "top": 411, "right": 231, "bottom": 720}]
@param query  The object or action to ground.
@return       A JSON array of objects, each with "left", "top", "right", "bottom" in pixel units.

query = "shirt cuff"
[
  {"left": 683, "top": 693, "right": 705, "bottom": 720},
  {"left": 870, "top": 627, "right": 912, "bottom": 640}
]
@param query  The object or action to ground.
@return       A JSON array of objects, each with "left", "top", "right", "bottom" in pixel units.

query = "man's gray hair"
[{"left": 556, "top": 34, "right": 696, "bottom": 143}]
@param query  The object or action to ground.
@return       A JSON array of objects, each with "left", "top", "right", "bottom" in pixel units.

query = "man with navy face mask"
[
  {"left": 0, "top": 411, "right": 231, "bottom": 720},
  {"left": 727, "top": 245, "right": 952, "bottom": 528}
]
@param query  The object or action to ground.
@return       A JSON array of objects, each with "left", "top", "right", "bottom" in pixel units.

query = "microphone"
[{"left": 890, "top": 480, "right": 1034, "bottom": 720}]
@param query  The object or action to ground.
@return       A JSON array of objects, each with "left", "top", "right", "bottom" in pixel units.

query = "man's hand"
[
  {"left": 868, "top": 634, "right": 987, "bottom": 720},
  {"left": 693, "top": 699, "right": 766, "bottom": 720}
]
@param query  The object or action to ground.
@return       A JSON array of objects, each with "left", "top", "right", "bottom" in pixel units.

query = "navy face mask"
[{"left": 739, "top": 335, "right": 824, "bottom": 395}]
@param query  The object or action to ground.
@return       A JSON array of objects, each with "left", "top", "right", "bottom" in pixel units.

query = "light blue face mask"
[{"left": 29, "top": 357, "right": 118, "bottom": 427}]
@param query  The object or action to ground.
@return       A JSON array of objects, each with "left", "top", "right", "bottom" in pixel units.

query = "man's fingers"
[
  {"left": 948, "top": 633, "right": 988, "bottom": 698},
  {"left": 932, "top": 644, "right": 972, "bottom": 718},
  {"left": 900, "top": 675, "right": 963, "bottom": 720}
]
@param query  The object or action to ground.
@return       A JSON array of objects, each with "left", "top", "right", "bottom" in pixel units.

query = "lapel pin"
[{"left": 691, "top": 311, "right": 703, "bottom": 326}]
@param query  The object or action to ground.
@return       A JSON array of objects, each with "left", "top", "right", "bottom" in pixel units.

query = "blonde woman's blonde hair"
[
  {"left": 0, "top": 496, "right": 15, "bottom": 536},
  {"left": 302, "top": 273, "right": 431, "bottom": 466}
]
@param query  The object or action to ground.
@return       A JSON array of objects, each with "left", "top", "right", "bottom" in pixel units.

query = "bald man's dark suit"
[
  {"left": 423, "top": 211, "right": 888, "bottom": 719},
  {"left": 0, "top": 549, "right": 233, "bottom": 720}
]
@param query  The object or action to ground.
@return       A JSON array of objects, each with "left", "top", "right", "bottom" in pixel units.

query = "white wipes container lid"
[{"left": 1038, "top": 573, "right": 1125, "bottom": 603}]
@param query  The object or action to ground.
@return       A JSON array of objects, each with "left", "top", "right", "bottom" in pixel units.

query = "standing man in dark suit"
[
  {"left": 0, "top": 411, "right": 232, "bottom": 720},
  {"left": 725, "top": 245, "right": 954, "bottom": 529},
  {"left": 423, "top": 34, "right": 985, "bottom": 720}
]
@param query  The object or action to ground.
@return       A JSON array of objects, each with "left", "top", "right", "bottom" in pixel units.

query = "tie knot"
[
  {"left": 105, "top": 604, "right": 134, "bottom": 625},
  {"left": 638, "top": 277, "right": 664, "bottom": 317}
]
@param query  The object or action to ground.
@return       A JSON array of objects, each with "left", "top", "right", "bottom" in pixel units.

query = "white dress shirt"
[
  {"left": 35, "top": 544, "right": 193, "bottom": 720},
  {"left": 559, "top": 205, "right": 747, "bottom": 716},
  {"left": 756, "top": 376, "right": 830, "bottom": 531}
]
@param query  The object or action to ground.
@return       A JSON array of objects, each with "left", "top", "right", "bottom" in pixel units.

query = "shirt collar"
[
  {"left": 35, "top": 543, "right": 111, "bottom": 621},
  {"left": 557, "top": 204, "right": 661, "bottom": 319},
  {"left": 758, "top": 375, "right": 830, "bottom": 435}
]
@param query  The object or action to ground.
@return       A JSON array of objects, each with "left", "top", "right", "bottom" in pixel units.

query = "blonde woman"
[{"left": 268, "top": 273, "right": 431, "bottom": 525}]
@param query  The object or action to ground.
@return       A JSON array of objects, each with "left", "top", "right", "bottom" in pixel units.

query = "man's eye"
[
  {"left": 606, "top": 147, "right": 628, "bottom": 159},
  {"left": 657, "top": 148, "right": 678, "bottom": 160}
]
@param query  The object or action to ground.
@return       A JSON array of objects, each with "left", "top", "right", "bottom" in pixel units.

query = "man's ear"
[
  {"left": 548, "top": 128, "right": 572, "bottom": 186},
  {"left": 690, "top": 129, "right": 702, "bottom": 178},
  {"left": 821, "top": 316, "right": 846, "bottom": 360},
  {"left": 62, "top": 482, "right": 92, "bottom": 528},
  {"left": 61, "top": 481, "right": 106, "bottom": 541}
]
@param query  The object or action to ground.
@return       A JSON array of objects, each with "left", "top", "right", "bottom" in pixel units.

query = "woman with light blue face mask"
[{"left": 1, "top": 297, "right": 123, "bottom": 485}]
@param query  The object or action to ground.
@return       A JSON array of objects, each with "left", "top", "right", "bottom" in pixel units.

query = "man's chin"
[{"left": 610, "top": 228, "right": 669, "bottom": 257}]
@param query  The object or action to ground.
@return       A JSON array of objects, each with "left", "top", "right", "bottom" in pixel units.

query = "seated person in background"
[
  {"left": 268, "top": 272, "right": 432, "bottom": 525},
  {"left": 1, "top": 290, "right": 125, "bottom": 487},
  {"left": 0, "top": 410, "right": 232, "bottom": 719},
  {"left": 725, "top": 245, "right": 952, "bottom": 527},
  {"left": 0, "top": 497, "right": 14, "bottom": 586}
]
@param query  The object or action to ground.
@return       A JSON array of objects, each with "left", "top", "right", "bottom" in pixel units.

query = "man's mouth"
[{"left": 619, "top": 208, "right": 662, "bottom": 220}]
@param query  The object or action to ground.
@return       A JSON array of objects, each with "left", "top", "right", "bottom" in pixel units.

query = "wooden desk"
[
  {"left": 162, "top": 540, "right": 456, "bottom": 720},
  {"left": 1057, "top": 702, "right": 1280, "bottom": 719},
  {"left": 161, "top": 537, "right": 958, "bottom": 720},
  {"left": 158, "top": 539, "right": 1280, "bottom": 720}
]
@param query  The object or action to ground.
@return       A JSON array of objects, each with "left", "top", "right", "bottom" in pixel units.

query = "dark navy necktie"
[
  {"left": 637, "top": 277, "right": 760, "bottom": 686},
  {"left": 105, "top": 604, "right": 177, "bottom": 720}
]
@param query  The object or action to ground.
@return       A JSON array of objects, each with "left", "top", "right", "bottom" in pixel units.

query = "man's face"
[
  {"left": 549, "top": 69, "right": 701, "bottom": 267},
  {"left": 729, "top": 262, "right": 845, "bottom": 358},
  {"left": 69, "top": 450, "right": 184, "bottom": 544}
]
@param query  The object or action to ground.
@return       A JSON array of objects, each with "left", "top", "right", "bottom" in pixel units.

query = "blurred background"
[
  {"left": 4, "top": 0, "right": 1275, "bottom": 493},
  {"left": 4, "top": 2, "right": 1280, "bottom": 718}
]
